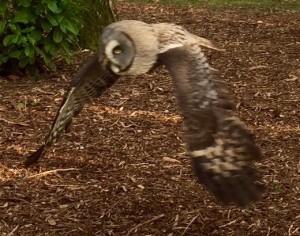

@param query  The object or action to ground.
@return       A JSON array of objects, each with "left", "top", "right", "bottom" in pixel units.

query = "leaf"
[
  {"left": 3, "top": 34, "right": 19, "bottom": 46},
  {"left": 19, "top": 57, "right": 30, "bottom": 68},
  {"left": 41, "top": 21, "right": 52, "bottom": 32},
  {"left": 59, "top": 41, "right": 71, "bottom": 61},
  {"left": 34, "top": 46, "right": 45, "bottom": 57},
  {"left": 13, "top": 8, "right": 34, "bottom": 24},
  {"left": 34, "top": 3, "right": 43, "bottom": 15},
  {"left": 9, "top": 50, "right": 21, "bottom": 59},
  {"left": 47, "top": 1, "right": 62, "bottom": 14},
  {"left": 27, "top": 34, "right": 35, "bottom": 45},
  {"left": 44, "top": 42, "right": 57, "bottom": 56},
  {"left": 0, "top": 55, "right": 9, "bottom": 64},
  {"left": 9, "top": 23, "right": 21, "bottom": 33},
  {"left": 0, "top": 1, "right": 8, "bottom": 15},
  {"left": 61, "top": 0, "right": 70, "bottom": 7},
  {"left": 25, "top": 46, "right": 35, "bottom": 58},
  {"left": 22, "top": 26, "right": 35, "bottom": 33},
  {"left": 0, "top": 21, "right": 6, "bottom": 34},
  {"left": 47, "top": 1, "right": 57, "bottom": 13},
  {"left": 19, "top": 0, "right": 31, "bottom": 7},
  {"left": 59, "top": 23, "right": 66, "bottom": 33},
  {"left": 16, "top": 35, "right": 27, "bottom": 45},
  {"left": 27, "top": 30, "right": 41, "bottom": 45},
  {"left": 47, "top": 14, "right": 59, "bottom": 26},
  {"left": 30, "top": 30, "right": 42, "bottom": 42},
  {"left": 42, "top": 52, "right": 57, "bottom": 70},
  {"left": 53, "top": 28, "right": 63, "bottom": 43},
  {"left": 66, "top": 35, "right": 75, "bottom": 43},
  {"left": 55, "top": 14, "right": 64, "bottom": 23},
  {"left": 61, "top": 19, "right": 79, "bottom": 34}
]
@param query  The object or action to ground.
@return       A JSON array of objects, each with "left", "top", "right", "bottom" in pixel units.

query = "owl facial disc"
[{"left": 100, "top": 29, "right": 135, "bottom": 74}]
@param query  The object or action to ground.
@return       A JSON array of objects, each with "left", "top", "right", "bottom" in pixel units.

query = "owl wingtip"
[
  {"left": 191, "top": 155, "right": 264, "bottom": 207},
  {"left": 24, "top": 145, "right": 46, "bottom": 167}
]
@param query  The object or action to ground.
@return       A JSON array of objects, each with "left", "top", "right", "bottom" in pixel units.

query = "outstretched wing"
[
  {"left": 152, "top": 23, "right": 224, "bottom": 54},
  {"left": 159, "top": 44, "right": 264, "bottom": 207},
  {"left": 25, "top": 54, "right": 119, "bottom": 166}
]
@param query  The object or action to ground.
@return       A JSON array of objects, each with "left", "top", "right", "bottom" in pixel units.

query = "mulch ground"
[{"left": 0, "top": 2, "right": 299, "bottom": 236}]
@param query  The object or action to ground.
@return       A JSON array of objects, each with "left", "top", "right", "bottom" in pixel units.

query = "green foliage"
[{"left": 0, "top": 0, "right": 85, "bottom": 74}]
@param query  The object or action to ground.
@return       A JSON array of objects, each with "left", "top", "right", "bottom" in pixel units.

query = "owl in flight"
[{"left": 25, "top": 20, "right": 264, "bottom": 207}]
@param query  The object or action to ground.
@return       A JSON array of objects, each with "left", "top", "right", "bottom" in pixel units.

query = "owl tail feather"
[{"left": 24, "top": 145, "right": 46, "bottom": 167}]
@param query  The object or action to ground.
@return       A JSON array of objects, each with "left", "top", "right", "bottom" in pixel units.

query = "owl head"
[{"left": 99, "top": 20, "right": 159, "bottom": 75}]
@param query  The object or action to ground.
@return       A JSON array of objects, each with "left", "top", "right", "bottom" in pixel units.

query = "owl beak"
[
  {"left": 102, "top": 57, "right": 110, "bottom": 66},
  {"left": 99, "top": 53, "right": 110, "bottom": 66},
  {"left": 99, "top": 53, "right": 120, "bottom": 74}
]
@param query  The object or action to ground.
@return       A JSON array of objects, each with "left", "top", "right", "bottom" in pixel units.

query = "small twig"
[
  {"left": 282, "top": 100, "right": 300, "bottom": 102},
  {"left": 43, "top": 181, "right": 84, "bottom": 189},
  {"left": 0, "top": 117, "right": 30, "bottom": 127},
  {"left": 33, "top": 88, "right": 55, "bottom": 95},
  {"left": 27, "top": 108, "right": 37, "bottom": 130},
  {"left": 266, "top": 227, "right": 271, "bottom": 236},
  {"left": 26, "top": 168, "right": 80, "bottom": 179},
  {"left": 249, "top": 65, "right": 267, "bottom": 71},
  {"left": 7, "top": 225, "right": 19, "bottom": 236},
  {"left": 126, "top": 214, "right": 165, "bottom": 236},
  {"left": 117, "top": 98, "right": 130, "bottom": 106},
  {"left": 219, "top": 219, "right": 237, "bottom": 228},
  {"left": 173, "top": 214, "right": 179, "bottom": 228},
  {"left": 289, "top": 224, "right": 299, "bottom": 236},
  {"left": 109, "top": 117, "right": 121, "bottom": 127},
  {"left": 0, "top": 197, "right": 30, "bottom": 204},
  {"left": 181, "top": 213, "right": 201, "bottom": 236}
]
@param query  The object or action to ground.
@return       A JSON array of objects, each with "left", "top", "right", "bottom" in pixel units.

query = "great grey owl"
[{"left": 25, "top": 20, "right": 264, "bottom": 207}]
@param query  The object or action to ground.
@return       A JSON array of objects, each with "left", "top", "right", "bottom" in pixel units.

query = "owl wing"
[
  {"left": 159, "top": 44, "right": 264, "bottom": 207},
  {"left": 152, "top": 23, "right": 224, "bottom": 54},
  {"left": 25, "top": 54, "right": 119, "bottom": 166}
]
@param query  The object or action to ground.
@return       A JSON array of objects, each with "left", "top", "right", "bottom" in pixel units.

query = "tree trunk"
[{"left": 79, "top": 0, "right": 116, "bottom": 51}]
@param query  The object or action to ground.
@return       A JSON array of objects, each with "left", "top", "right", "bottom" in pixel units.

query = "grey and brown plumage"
[
  {"left": 25, "top": 55, "right": 119, "bottom": 166},
  {"left": 25, "top": 20, "right": 264, "bottom": 207},
  {"left": 159, "top": 45, "right": 263, "bottom": 206}
]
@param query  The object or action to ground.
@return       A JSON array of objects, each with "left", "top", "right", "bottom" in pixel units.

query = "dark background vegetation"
[{"left": 0, "top": 0, "right": 114, "bottom": 75}]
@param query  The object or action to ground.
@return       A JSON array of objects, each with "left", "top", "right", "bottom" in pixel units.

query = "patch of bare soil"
[{"left": 0, "top": 2, "right": 299, "bottom": 235}]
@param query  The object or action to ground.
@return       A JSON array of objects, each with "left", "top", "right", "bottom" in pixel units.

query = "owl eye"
[{"left": 113, "top": 45, "right": 122, "bottom": 55}]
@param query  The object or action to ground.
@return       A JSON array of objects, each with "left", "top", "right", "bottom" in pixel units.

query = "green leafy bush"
[{"left": 0, "top": 0, "right": 84, "bottom": 74}]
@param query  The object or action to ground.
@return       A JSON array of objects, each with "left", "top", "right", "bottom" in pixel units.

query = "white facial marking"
[
  {"left": 111, "top": 64, "right": 120, "bottom": 73},
  {"left": 105, "top": 40, "right": 120, "bottom": 60}
]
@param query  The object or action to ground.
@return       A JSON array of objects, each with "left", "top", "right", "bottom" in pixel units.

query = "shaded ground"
[{"left": 0, "top": 2, "right": 299, "bottom": 236}]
